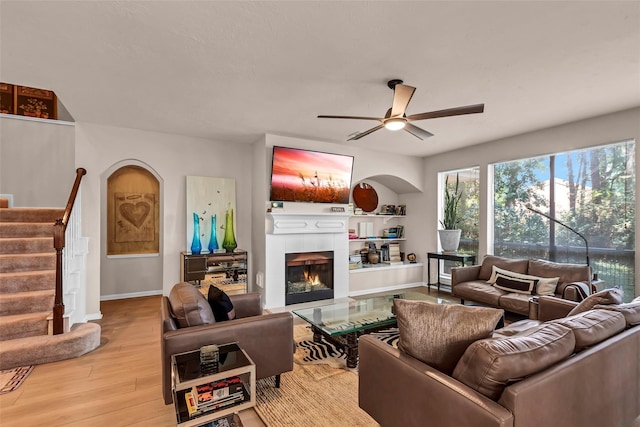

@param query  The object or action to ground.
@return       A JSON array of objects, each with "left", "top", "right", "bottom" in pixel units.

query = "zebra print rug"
[{"left": 294, "top": 325, "right": 399, "bottom": 370}]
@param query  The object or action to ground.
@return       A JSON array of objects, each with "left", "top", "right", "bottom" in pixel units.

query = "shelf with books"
[
  {"left": 171, "top": 342, "right": 255, "bottom": 427},
  {"left": 348, "top": 205, "right": 422, "bottom": 293},
  {"left": 348, "top": 238, "right": 406, "bottom": 242},
  {"left": 349, "top": 262, "right": 423, "bottom": 273}
]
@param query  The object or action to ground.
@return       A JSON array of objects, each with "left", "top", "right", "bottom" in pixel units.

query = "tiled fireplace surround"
[{"left": 265, "top": 212, "right": 350, "bottom": 309}]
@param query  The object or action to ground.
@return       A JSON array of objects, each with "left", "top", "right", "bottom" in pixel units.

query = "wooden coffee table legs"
[
  {"left": 344, "top": 333, "right": 358, "bottom": 368},
  {"left": 311, "top": 326, "right": 359, "bottom": 368}
]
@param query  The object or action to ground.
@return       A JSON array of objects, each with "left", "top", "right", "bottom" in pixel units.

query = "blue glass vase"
[
  {"left": 190, "top": 212, "right": 202, "bottom": 255},
  {"left": 207, "top": 214, "right": 219, "bottom": 253}
]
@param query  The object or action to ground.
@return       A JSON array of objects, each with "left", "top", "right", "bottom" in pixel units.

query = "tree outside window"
[{"left": 492, "top": 140, "right": 635, "bottom": 301}]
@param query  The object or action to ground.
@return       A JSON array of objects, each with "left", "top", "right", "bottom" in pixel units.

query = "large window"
[
  {"left": 492, "top": 140, "right": 635, "bottom": 301},
  {"left": 440, "top": 167, "right": 480, "bottom": 256},
  {"left": 439, "top": 168, "right": 480, "bottom": 281}
]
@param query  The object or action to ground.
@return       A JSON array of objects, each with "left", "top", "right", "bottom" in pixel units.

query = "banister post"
[
  {"left": 52, "top": 167, "right": 86, "bottom": 335},
  {"left": 53, "top": 219, "right": 65, "bottom": 334}
]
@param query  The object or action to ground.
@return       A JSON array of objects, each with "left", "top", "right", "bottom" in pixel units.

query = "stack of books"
[
  {"left": 388, "top": 242, "right": 402, "bottom": 265},
  {"left": 185, "top": 376, "right": 246, "bottom": 417}
]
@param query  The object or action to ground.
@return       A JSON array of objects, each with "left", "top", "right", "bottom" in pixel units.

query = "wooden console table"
[
  {"left": 181, "top": 251, "right": 248, "bottom": 295},
  {"left": 427, "top": 252, "right": 476, "bottom": 292}
]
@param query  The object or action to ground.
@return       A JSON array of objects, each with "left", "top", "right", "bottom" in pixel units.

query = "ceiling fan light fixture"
[{"left": 384, "top": 118, "right": 406, "bottom": 131}]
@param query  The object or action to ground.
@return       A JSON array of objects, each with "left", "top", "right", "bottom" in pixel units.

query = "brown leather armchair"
[{"left": 160, "top": 284, "right": 294, "bottom": 404}]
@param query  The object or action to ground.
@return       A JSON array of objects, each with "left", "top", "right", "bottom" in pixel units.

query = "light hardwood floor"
[{"left": 0, "top": 296, "right": 265, "bottom": 427}]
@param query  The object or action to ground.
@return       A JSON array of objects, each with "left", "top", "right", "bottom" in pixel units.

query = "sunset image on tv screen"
[{"left": 270, "top": 146, "right": 354, "bottom": 204}]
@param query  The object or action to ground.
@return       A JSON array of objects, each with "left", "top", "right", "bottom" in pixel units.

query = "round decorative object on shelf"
[{"left": 352, "top": 182, "right": 378, "bottom": 213}]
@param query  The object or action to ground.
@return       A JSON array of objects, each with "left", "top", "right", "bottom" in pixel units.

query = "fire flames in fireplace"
[
  {"left": 304, "top": 271, "right": 322, "bottom": 286},
  {"left": 285, "top": 251, "right": 334, "bottom": 305}
]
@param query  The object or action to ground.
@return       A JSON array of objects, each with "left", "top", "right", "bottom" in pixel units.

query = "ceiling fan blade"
[
  {"left": 390, "top": 84, "right": 416, "bottom": 117},
  {"left": 318, "top": 115, "right": 383, "bottom": 121},
  {"left": 404, "top": 123, "right": 434, "bottom": 140},
  {"left": 407, "top": 103, "right": 484, "bottom": 121},
  {"left": 347, "top": 124, "right": 385, "bottom": 141}
]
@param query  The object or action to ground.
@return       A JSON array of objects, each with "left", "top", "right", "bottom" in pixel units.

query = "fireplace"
[
  {"left": 265, "top": 212, "right": 349, "bottom": 309},
  {"left": 285, "top": 251, "right": 334, "bottom": 305}
]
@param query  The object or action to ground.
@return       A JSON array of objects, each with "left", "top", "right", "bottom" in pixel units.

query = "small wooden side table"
[{"left": 427, "top": 252, "right": 476, "bottom": 292}]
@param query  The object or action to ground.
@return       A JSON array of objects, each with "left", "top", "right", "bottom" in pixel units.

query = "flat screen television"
[{"left": 269, "top": 146, "right": 354, "bottom": 204}]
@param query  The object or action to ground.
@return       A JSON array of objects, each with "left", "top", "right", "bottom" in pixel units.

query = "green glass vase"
[{"left": 222, "top": 205, "right": 237, "bottom": 253}]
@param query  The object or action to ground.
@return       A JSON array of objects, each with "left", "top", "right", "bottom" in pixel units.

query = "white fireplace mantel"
[
  {"left": 267, "top": 212, "right": 350, "bottom": 235},
  {"left": 264, "top": 212, "right": 350, "bottom": 309}
]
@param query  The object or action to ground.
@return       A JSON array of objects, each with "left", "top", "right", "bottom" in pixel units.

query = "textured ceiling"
[{"left": 1, "top": 1, "right": 639, "bottom": 157}]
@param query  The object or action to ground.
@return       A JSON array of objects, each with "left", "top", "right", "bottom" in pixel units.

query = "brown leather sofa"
[
  {"left": 160, "top": 283, "right": 294, "bottom": 404},
  {"left": 452, "top": 255, "right": 591, "bottom": 316},
  {"left": 359, "top": 295, "right": 640, "bottom": 427}
]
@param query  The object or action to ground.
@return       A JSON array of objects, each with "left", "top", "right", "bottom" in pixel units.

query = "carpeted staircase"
[{"left": 0, "top": 207, "right": 101, "bottom": 370}]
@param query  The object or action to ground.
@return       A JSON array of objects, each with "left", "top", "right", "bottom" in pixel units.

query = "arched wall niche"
[
  {"left": 100, "top": 159, "right": 164, "bottom": 299},
  {"left": 106, "top": 164, "right": 160, "bottom": 255},
  {"left": 354, "top": 174, "right": 421, "bottom": 195}
]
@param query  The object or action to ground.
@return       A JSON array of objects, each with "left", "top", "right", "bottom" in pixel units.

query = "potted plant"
[{"left": 438, "top": 174, "right": 463, "bottom": 253}]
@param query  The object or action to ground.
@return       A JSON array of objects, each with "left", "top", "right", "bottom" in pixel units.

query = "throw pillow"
[
  {"left": 393, "top": 299, "right": 504, "bottom": 375},
  {"left": 207, "top": 286, "right": 236, "bottom": 322},
  {"left": 168, "top": 282, "right": 216, "bottom": 328},
  {"left": 567, "top": 288, "right": 624, "bottom": 316},
  {"left": 493, "top": 273, "right": 538, "bottom": 295},
  {"left": 478, "top": 255, "right": 529, "bottom": 280},
  {"left": 487, "top": 265, "right": 560, "bottom": 296}
]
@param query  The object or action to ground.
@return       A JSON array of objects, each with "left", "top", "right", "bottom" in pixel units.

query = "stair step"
[
  {"left": 0, "top": 222, "right": 55, "bottom": 238},
  {"left": 0, "top": 208, "right": 64, "bottom": 223},
  {"left": 0, "top": 253, "right": 56, "bottom": 273},
  {"left": 0, "top": 289, "right": 54, "bottom": 316},
  {"left": 0, "top": 270, "right": 56, "bottom": 293},
  {"left": 0, "top": 311, "right": 49, "bottom": 340},
  {"left": 0, "top": 322, "right": 101, "bottom": 370},
  {"left": 0, "top": 237, "right": 54, "bottom": 254}
]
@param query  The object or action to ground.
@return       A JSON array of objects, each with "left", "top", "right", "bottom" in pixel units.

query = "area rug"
[
  {"left": 254, "top": 363, "right": 377, "bottom": 426},
  {"left": 293, "top": 324, "right": 399, "bottom": 371},
  {"left": 253, "top": 325, "right": 398, "bottom": 425},
  {"left": 0, "top": 366, "right": 33, "bottom": 394}
]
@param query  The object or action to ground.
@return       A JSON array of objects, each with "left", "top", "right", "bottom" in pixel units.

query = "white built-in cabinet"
[{"left": 347, "top": 213, "right": 424, "bottom": 295}]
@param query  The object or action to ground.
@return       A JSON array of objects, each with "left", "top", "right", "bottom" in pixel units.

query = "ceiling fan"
[{"left": 318, "top": 79, "right": 484, "bottom": 141}]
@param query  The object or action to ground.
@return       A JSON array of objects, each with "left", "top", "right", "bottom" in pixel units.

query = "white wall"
[
  {"left": 406, "top": 107, "right": 640, "bottom": 297},
  {"left": 0, "top": 116, "right": 76, "bottom": 207},
  {"left": 250, "top": 135, "right": 268, "bottom": 301},
  {"left": 75, "top": 122, "right": 253, "bottom": 318}
]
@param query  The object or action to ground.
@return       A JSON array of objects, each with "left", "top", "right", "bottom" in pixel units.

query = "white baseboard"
[
  {"left": 348, "top": 282, "right": 427, "bottom": 297},
  {"left": 85, "top": 312, "right": 103, "bottom": 321},
  {"left": 100, "top": 289, "right": 163, "bottom": 301}
]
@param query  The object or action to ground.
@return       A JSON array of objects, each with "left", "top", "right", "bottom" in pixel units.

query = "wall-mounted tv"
[{"left": 269, "top": 146, "right": 354, "bottom": 204}]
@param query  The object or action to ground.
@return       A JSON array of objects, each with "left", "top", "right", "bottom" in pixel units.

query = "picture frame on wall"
[{"left": 186, "top": 176, "right": 237, "bottom": 253}]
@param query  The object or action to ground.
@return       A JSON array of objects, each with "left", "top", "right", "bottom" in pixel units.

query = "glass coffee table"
[{"left": 292, "top": 292, "right": 454, "bottom": 368}]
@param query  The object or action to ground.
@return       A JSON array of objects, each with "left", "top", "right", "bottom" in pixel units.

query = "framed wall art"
[
  {"left": 186, "top": 176, "right": 236, "bottom": 254},
  {"left": 107, "top": 165, "right": 160, "bottom": 255},
  {"left": 16, "top": 85, "right": 57, "bottom": 120}
]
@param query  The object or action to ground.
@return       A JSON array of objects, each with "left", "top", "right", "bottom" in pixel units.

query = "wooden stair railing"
[{"left": 52, "top": 167, "right": 87, "bottom": 335}]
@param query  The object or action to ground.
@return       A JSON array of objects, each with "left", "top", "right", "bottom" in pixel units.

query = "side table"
[
  {"left": 172, "top": 342, "right": 255, "bottom": 427},
  {"left": 427, "top": 252, "right": 476, "bottom": 292}
]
